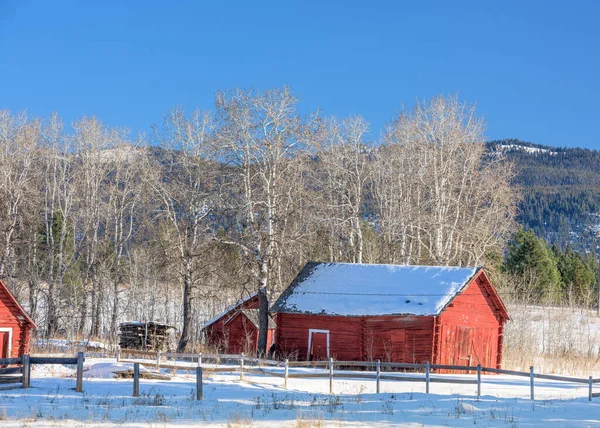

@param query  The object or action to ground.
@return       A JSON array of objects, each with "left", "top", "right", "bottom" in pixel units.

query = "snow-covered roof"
[
  {"left": 270, "top": 262, "right": 481, "bottom": 317},
  {"left": 202, "top": 292, "right": 259, "bottom": 330}
]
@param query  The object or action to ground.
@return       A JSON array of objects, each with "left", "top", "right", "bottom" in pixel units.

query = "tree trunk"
[
  {"left": 177, "top": 259, "right": 193, "bottom": 352},
  {"left": 257, "top": 284, "right": 269, "bottom": 357}
]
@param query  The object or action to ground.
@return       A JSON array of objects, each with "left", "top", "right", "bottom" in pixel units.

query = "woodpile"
[{"left": 118, "top": 321, "right": 176, "bottom": 352}]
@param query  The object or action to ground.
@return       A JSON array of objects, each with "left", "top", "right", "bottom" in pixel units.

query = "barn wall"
[
  {"left": 436, "top": 275, "right": 504, "bottom": 369},
  {"left": 223, "top": 312, "right": 275, "bottom": 355},
  {"left": 364, "top": 316, "right": 434, "bottom": 363},
  {"left": 275, "top": 313, "right": 434, "bottom": 363},
  {"left": 275, "top": 313, "right": 363, "bottom": 360},
  {"left": 0, "top": 290, "right": 31, "bottom": 357},
  {"left": 204, "top": 295, "right": 261, "bottom": 352},
  {"left": 226, "top": 314, "right": 258, "bottom": 354}
]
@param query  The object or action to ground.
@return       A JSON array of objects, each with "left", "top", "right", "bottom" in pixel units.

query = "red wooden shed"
[
  {"left": 271, "top": 262, "right": 509, "bottom": 369},
  {"left": 202, "top": 293, "right": 275, "bottom": 354},
  {"left": 0, "top": 280, "right": 37, "bottom": 358}
]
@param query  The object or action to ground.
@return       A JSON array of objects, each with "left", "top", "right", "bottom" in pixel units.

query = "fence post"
[
  {"left": 529, "top": 366, "right": 534, "bottom": 401},
  {"left": 156, "top": 351, "right": 161, "bottom": 369},
  {"left": 589, "top": 376, "right": 593, "bottom": 402},
  {"left": 196, "top": 366, "right": 203, "bottom": 400},
  {"left": 476, "top": 364, "right": 481, "bottom": 400},
  {"left": 329, "top": 357, "right": 334, "bottom": 395},
  {"left": 22, "top": 354, "right": 30, "bottom": 388},
  {"left": 425, "top": 361, "right": 430, "bottom": 394},
  {"left": 115, "top": 346, "right": 121, "bottom": 362},
  {"left": 284, "top": 359, "right": 289, "bottom": 388},
  {"left": 240, "top": 353, "right": 244, "bottom": 381},
  {"left": 199, "top": 353, "right": 202, "bottom": 366},
  {"left": 376, "top": 360, "right": 380, "bottom": 394},
  {"left": 76, "top": 352, "right": 84, "bottom": 393},
  {"left": 133, "top": 362, "right": 140, "bottom": 397}
]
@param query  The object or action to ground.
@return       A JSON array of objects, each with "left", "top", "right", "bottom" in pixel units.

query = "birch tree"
[
  {"left": 72, "top": 117, "right": 113, "bottom": 336},
  {"left": 374, "top": 95, "right": 515, "bottom": 265},
  {"left": 40, "top": 114, "right": 76, "bottom": 337},
  {"left": 316, "top": 116, "right": 370, "bottom": 263},
  {"left": 214, "top": 87, "right": 309, "bottom": 355},
  {"left": 150, "top": 107, "right": 215, "bottom": 352},
  {"left": 0, "top": 111, "right": 40, "bottom": 279}
]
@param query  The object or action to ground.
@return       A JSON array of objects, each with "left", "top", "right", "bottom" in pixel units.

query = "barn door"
[
  {"left": 0, "top": 331, "right": 10, "bottom": 358},
  {"left": 455, "top": 326, "right": 473, "bottom": 367},
  {"left": 308, "top": 329, "right": 329, "bottom": 361}
]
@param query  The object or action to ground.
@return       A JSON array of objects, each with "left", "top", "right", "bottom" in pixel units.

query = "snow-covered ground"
[{"left": 0, "top": 358, "right": 599, "bottom": 427}]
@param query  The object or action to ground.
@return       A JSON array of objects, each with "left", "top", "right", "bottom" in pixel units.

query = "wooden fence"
[
  {"left": 118, "top": 348, "right": 599, "bottom": 402},
  {"left": 0, "top": 353, "right": 85, "bottom": 391}
]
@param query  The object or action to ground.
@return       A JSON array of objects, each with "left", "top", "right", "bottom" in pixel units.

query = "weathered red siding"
[
  {"left": 275, "top": 313, "right": 434, "bottom": 362},
  {"left": 204, "top": 295, "right": 260, "bottom": 352},
  {"left": 0, "top": 281, "right": 35, "bottom": 358},
  {"left": 225, "top": 312, "right": 275, "bottom": 354},
  {"left": 434, "top": 273, "right": 507, "bottom": 370}
]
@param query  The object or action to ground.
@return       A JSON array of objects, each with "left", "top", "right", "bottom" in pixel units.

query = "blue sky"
[{"left": 1, "top": 1, "right": 598, "bottom": 148}]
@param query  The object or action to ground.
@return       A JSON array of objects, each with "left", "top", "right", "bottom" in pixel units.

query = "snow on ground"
[
  {"left": 0, "top": 358, "right": 598, "bottom": 427},
  {"left": 33, "top": 339, "right": 107, "bottom": 350}
]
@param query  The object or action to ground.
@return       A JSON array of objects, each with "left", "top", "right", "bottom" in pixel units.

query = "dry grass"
[
  {"left": 503, "top": 303, "right": 600, "bottom": 375},
  {"left": 295, "top": 412, "right": 325, "bottom": 428}
]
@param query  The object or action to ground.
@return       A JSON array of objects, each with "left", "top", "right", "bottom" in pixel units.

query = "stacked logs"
[{"left": 118, "top": 321, "right": 176, "bottom": 351}]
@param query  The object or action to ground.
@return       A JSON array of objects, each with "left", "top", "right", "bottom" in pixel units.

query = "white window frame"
[
  {"left": 307, "top": 329, "right": 330, "bottom": 361},
  {"left": 0, "top": 327, "right": 12, "bottom": 358}
]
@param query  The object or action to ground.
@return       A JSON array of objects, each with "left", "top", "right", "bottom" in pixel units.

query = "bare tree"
[
  {"left": 214, "top": 87, "right": 310, "bottom": 355},
  {"left": 316, "top": 115, "right": 371, "bottom": 263},
  {"left": 40, "top": 114, "right": 76, "bottom": 337},
  {"left": 105, "top": 140, "right": 146, "bottom": 336},
  {"left": 0, "top": 111, "right": 41, "bottom": 279},
  {"left": 374, "top": 95, "right": 516, "bottom": 266},
  {"left": 71, "top": 117, "right": 115, "bottom": 336},
  {"left": 149, "top": 107, "right": 215, "bottom": 352}
]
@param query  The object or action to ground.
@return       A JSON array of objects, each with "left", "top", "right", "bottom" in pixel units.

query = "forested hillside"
[{"left": 487, "top": 139, "right": 600, "bottom": 253}]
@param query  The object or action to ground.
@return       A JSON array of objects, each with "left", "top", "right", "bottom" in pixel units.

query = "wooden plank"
[
  {"left": 0, "top": 376, "right": 22, "bottom": 384},
  {"left": 0, "top": 367, "right": 21, "bottom": 375},
  {"left": 335, "top": 361, "right": 376, "bottom": 367},
  {"left": 431, "top": 364, "right": 480, "bottom": 371},
  {"left": 76, "top": 352, "right": 84, "bottom": 392},
  {"left": 121, "top": 349, "right": 158, "bottom": 357},
  {"left": 481, "top": 367, "right": 530, "bottom": 377},
  {"left": 133, "top": 363, "right": 139, "bottom": 397},
  {"left": 30, "top": 357, "right": 78, "bottom": 365},
  {"left": 0, "top": 357, "right": 21, "bottom": 365},
  {"left": 244, "top": 368, "right": 285, "bottom": 378},
  {"left": 381, "top": 362, "right": 425, "bottom": 369},
  {"left": 196, "top": 367, "right": 202, "bottom": 400},
  {"left": 533, "top": 373, "right": 589, "bottom": 384},
  {"left": 287, "top": 361, "right": 329, "bottom": 367},
  {"left": 22, "top": 354, "right": 30, "bottom": 388},
  {"left": 286, "top": 373, "right": 331, "bottom": 379}
]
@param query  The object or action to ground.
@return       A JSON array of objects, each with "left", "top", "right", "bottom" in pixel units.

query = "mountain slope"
[{"left": 488, "top": 139, "right": 600, "bottom": 252}]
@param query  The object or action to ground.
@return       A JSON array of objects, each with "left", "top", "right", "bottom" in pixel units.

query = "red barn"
[
  {"left": 0, "top": 280, "right": 36, "bottom": 358},
  {"left": 202, "top": 293, "right": 276, "bottom": 354},
  {"left": 271, "top": 262, "right": 509, "bottom": 369}
]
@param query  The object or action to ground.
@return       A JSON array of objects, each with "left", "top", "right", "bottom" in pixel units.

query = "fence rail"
[
  {"left": 0, "top": 353, "right": 84, "bottom": 391},
  {"left": 118, "top": 348, "right": 598, "bottom": 402}
]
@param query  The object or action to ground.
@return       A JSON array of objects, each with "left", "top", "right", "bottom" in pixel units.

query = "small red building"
[
  {"left": 202, "top": 293, "right": 275, "bottom": 354},
  {"left": 271, "top": 262, "right": 509, "bottom": 369},
  {"left": 0, "top": 280, "right": 36, "bottom": 358}
]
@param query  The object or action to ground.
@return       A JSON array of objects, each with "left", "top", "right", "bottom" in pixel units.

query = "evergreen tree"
[{"left": 503, "top": 228, "right": 562, "bottom": 301}]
